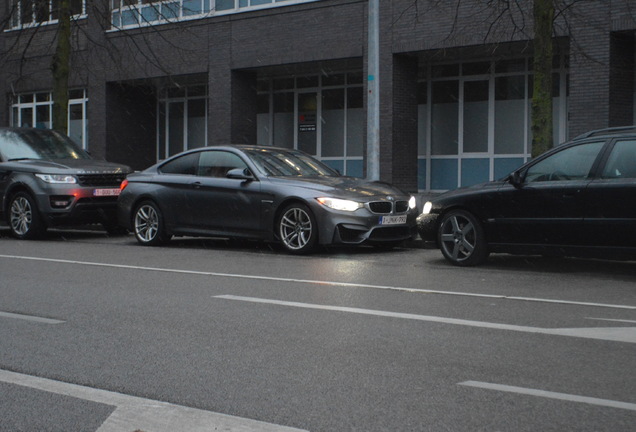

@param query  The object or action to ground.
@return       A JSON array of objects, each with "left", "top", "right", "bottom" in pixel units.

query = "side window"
[
  {"left": 159, "top": 152, "right": 199, "bottom": 175},
  {"left": 602, "top": 140, "right": 636, "bottom": 179},
  {"left": 525, "top": 142, "right": 605, "bottom": 183},
  {"left": 198, "top": 151, "right": 248, "bottom": 178}
]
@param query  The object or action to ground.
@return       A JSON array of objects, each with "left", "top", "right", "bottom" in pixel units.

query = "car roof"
[
  {"left": 180, "top": 144, "right": 304, "bottom": 154},
  {"left": 572, "top": 126, "right": 636, "bottom": 140}
]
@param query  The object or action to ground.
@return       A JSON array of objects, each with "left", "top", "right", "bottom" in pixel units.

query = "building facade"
[{"left": 2, "top": 0, "right": 635, "bottom": 192}]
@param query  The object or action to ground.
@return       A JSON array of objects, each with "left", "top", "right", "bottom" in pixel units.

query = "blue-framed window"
[
  {"left": 11, "top": 90, "right": 90, "bottom": 149},
  {"left": 417, "top": 56, "right": 569, "bottom": 192},
  {"left": 257, "top": 72, "right": 364, "bottom": 177},
  {"left": 10, "top": 0, "right": 86, "bottom": 29},
  {"left": 111, "top": 0, "right": 319, "bottom": 29}
]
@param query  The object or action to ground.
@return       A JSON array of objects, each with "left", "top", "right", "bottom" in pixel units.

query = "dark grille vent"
[
  {"left": 368, "top": 201, "right": 392, "bottom": 214},
  {"left": 76, "top": 173, "right": 126, "bottom": 187},
  {"left": 395, "top": 201, "right": 409, "bottom": 213}
]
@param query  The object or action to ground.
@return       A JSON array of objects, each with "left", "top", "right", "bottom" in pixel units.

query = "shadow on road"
[
  {"left": 0, "top": 225, "right": 416, "bottom": 258},
  {"left": 426, "top": 252, "right": 636, "bottom": 281},
  {"left": 2, "top": 225, "right": 635, "bottom": 278}
]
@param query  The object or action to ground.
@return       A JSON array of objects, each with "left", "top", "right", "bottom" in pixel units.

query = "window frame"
[
  {"left": 109, "top": 0, "right": 320, "bottom": 29},
  {"left": 523, "top": 141, "right": 606, "bottom": 183},
  {"left": 10, "top": 89, "right": 89, "bottom": 150},
  {"left": 418, "top": 55, "right": 570, "bottom": 192},
  {"left": 9, "top": 0, "right": 87, "bottom": 30}
]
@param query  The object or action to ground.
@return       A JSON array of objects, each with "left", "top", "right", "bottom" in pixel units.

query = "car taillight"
[{"left": 120, "top": 179, "right": 128, "bottom": 191}]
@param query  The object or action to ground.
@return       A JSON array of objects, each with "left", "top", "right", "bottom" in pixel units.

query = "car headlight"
[
  {"left": 422, "top": 201, "right": 433, "bottom": 215},
  {"left": 409, "top": 196, "right": 417, "bottom": 210},
  {"left": 35, "top": 174, "right": 77, "bottom": 184},
  {"left": 316, "top": 197, "right": 363, "bottom": 212}
]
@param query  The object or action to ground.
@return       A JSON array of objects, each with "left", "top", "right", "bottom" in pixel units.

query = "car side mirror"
[
  {"left": 227, "top": 168, "right": 254, "bottom": 181},
  {"left": 509, "top": 171, "right": 524, "bottom": 188}
]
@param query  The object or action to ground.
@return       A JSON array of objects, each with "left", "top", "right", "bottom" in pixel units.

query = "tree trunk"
[
  {"left": 531, "top": 0, "right": 554, "bottom": 158},
  {"left": 51, "top": 0, "right": 71, "bottom": 134}
]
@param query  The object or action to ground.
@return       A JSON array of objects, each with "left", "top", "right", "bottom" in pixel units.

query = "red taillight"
[{"left": 120, "top": 179, "right": 128, "bottom": 191}]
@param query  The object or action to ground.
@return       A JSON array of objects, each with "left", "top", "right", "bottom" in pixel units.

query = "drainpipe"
[{"left": 366, "top": 0, "right": 380, "bottom": 181}]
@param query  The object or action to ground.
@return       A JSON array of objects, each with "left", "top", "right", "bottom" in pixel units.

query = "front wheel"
[
  {"left": 9, "top": 192, "right": 46, "bottom": 240},
  {"left": 133, "top": 201, "right": 170, "bottom": 246},
  {"left": 438, "top": 209, "right": 488, "bottom": 266},
  {"left": 277, "top": 203, "right": 318, "bottom": 254}
]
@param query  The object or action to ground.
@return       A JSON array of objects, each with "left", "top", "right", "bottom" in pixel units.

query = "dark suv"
[{"left": 0, "top": 127, "right": 131, "bottom": 239}]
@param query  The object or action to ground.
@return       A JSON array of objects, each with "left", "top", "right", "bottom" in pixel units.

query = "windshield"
[
  {"left": 245, "top": 148, "right": 339, "bottom": 177},
  {"left": 0, "top": 129, "right": 90, "bottom": 161}
]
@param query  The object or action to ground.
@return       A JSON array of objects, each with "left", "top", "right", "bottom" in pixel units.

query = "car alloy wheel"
[
  {"left": 9, "top": 192, "right": 45, "bottom": 240},
  {"left": 438, "top": 209, "right": 488, "bottom": 266},
  {"left": 133, "top": 201, "right": 169, "bottom": 246},
  {"left": 278, "top": 203, "right": 317, "bottom": 254}
]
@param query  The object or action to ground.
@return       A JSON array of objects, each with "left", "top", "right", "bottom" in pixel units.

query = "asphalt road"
[{"left": 1, "top": 228, "right": 635, "bottom": 431}]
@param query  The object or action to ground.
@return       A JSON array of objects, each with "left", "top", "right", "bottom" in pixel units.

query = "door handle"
[
  {"left": 562, "top": 189, "right": 581, "bottom": 198},
  {"left": 191, "top": 181, "right": 202, "bottom": 188}
]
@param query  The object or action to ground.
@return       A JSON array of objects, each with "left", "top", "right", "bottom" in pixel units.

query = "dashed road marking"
[
  {"left": 215, "top": 295, "right": 636, "bottom": 343},
  {"left": 459, "top": 381, "right": 636, "bottom": 411},
  {"left": 0, "top": 311, "right": 64, "bottom": 324}
]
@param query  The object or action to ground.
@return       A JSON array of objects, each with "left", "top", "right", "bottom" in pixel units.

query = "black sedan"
[
  {"left": 118, "top": 145, "right": 418, "bottom": 253},
  {"left": 417, "top": 127, "right": 636, "bottom": 266}
]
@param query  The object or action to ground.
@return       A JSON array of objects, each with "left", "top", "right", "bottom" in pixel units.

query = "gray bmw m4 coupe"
[{"left": 118, "top": 145, "right": 418, "bottom": 253}]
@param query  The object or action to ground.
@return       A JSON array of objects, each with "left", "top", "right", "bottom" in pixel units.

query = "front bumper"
[
  {"left": 34, "top": 186, "right": 121, "bottom": 227},
  {"left": 312, "top": 203, "right": 419, "bottom": 245},
  {"left": 416, "top": 212, "right": 440, "bottom": 242}
]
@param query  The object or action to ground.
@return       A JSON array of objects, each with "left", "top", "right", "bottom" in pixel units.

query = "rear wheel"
[
  {"left": 277, "top": 203, "right": 318, "bottom": 254},
  {"left": 438, "top": 209, "right": 488, "bottom": 266},
  {"left": 9, "top": 192, "right": 46, "bottom": 240},
  {"left": 133, "top": 201, "right": 170, "bottom": 246}
]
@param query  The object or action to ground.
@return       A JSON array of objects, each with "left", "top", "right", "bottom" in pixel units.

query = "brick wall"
[{"left": 3, "top": 0, "right": 636, "bottom": 187}]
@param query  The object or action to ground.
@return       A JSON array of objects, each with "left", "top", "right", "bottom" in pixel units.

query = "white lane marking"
[
  {"left": 215, "top": 295, "right": 636, "bottom": 344},
  {"left": 589, "top": 317, "right": 636, "bottom": 324},
  {"left": 0, "top": 311, "right": 64, "bottom": 324},
  {"left": 1, "top": 254, "right": 635, "bottom": 310},
  {"left": 0, "top": 369, "right": 307, "bottom": 432},
  {"left": 459, "top": 381, "right": 636, "bottom": 411}
]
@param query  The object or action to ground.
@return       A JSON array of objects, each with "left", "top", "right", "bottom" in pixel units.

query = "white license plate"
[
  {"left": 379, "top": 215, "right": 407, "bottom": 225},
  {"left": 93, "top": 188, "right": 121, "bottom": 197}
]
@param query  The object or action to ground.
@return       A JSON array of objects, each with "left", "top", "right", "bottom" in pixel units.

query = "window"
[
  {"left": 0, "top": 128, "right": 90, "bottom": 161},
  {"left": 418, "top": 55, "right": 569, "bottom": 191},
  {"left": 198, "top": 151, "right": 247, "bottom": 177},
  {"left": 602, "top": 140, "right": 636, "bottom": 179},
  {"left": 256, "top": 71, "right": 364, "bottom": 177},
  {"left": 159, "top": 152, "right": 199, "bottom": 175},
  {"left": 525, "top": 142, "right": 604, "bottom": 183},
  {"left": 10, "top": 90, "right": 89, "bottom": 149},
  {"left": 10, "top": 0, "right": 85, "bottom": 28},
  {"left": 110, "top": 0, "right": 319, "bottom": 28},
  {"left": 157, "top": 85, "right": 208, "bottom": 160}
]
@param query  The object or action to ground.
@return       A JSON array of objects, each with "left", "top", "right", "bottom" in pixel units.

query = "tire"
[
  {"left": 277, "top": 203, "right": 318, "bottom": 254},
  {"left": 438, "top": 209, "right": 488, "bottom": 266},
  {"left": 8, "top": 192, "right": 46, "bottom": 240},
  {"left": 133, "top": 201, "right": 170, "bottom": 246}
]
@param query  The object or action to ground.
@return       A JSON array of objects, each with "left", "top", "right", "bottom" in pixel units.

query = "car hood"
[
  {"left": 267, "top": 175, "right": 410, "bottom": 198},
  {"left": 3, "top": 159, "right": 131, "bottom": 174},
  {"left": 432, "top": 179, "right": 508, "bottom": 202}
]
